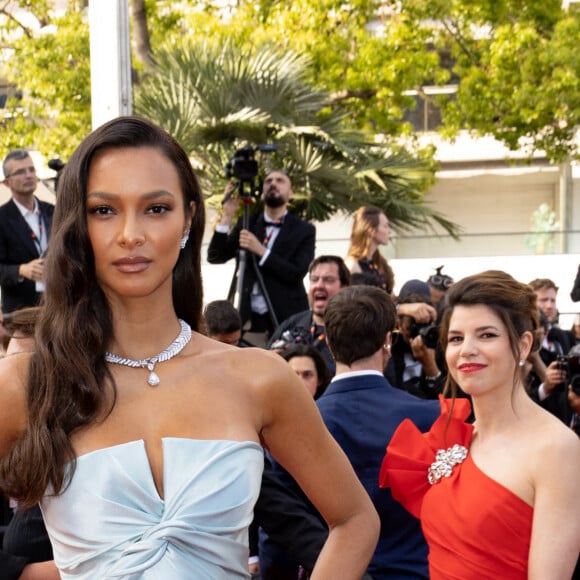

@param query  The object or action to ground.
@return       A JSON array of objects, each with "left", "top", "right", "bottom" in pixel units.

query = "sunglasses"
[{"left": 428, "top": 275, "right": 453, "bottom": 290}]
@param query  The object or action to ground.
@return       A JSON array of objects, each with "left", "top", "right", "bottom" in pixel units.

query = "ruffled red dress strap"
[{"left": 379, "top": 396, "right": 474, "bottom": 519}]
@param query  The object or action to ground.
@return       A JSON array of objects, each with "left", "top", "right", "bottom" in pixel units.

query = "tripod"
[{"left": 227, "top": 180, "right": 279, "bottom": 343}]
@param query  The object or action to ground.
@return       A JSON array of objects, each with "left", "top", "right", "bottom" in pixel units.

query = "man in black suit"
[
  {"left": 527, "top": 278, "right": 575, "bottom": 426},
  {"left": 0, "top": 150, "right": 55, "bottom": 314},
  {"left": 207, "top": 170, "right": 315, "bottom": 346},
  {"left": 529, "top": 277, "right": 571, "bottom": 355}
]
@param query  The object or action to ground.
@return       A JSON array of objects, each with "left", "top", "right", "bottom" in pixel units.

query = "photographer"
[
  {"left": 385, "top": 279, "right": 446, "bottom": 399},
  {"left": 207, "top": 170, "right": 315, "bottom": 346},
  {"left": 524, "top": 309, "right": 578, "bottom": 427}
]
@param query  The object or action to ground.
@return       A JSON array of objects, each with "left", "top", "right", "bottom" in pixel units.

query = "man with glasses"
[
  {"left": 0, "top": 150, "right": 54, "bottom": 313},
  {"left": 269, "top": 256, "right": 439, "bottom": 376},
  {"left": 268, "top": 255, "right": 350, "bottom": 375}
]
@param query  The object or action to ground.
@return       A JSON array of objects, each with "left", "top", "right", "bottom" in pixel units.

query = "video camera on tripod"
[
  {"left": 224, "top": 142, "right": 279, "bottom": 336},
  {"left": 224, "top": 144, "right": 277, "bottom": 199}
]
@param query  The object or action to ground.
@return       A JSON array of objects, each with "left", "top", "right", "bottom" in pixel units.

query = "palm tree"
[{"left": 135, "top": 40, "right": 459, "bottom": 236}]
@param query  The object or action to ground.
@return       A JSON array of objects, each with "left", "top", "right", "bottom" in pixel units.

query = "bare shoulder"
[
  {"left": 527, "top": 407, "right": 580, "bottom": 472},
  {"left": 0, "top": 354, "right": 29, "bottom": 455},
  {"left": 344, "top": 255, "right": 361, "bottom": 273},
  {"left": 196, "top": 336, "right": 292, "bottom": 382},
  {"left": 192, "top": 333, "right": 294, "bottom": 384}
]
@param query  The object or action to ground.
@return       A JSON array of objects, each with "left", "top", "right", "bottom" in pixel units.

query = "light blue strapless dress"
[{"left": 40, "top": 438, "right": 264, "bottom": 579}]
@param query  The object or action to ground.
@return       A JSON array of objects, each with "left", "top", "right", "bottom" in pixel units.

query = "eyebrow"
[
  {"left": 448, "top": 325, "right": 500, "bottom": 334},
  {"left": 86, "top": 190, "right": 176, "bottom": 201}
]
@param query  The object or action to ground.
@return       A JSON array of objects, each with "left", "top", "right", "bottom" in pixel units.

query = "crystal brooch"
[{"left": 427, "top": 444, "right": 468, "bottom": 485}]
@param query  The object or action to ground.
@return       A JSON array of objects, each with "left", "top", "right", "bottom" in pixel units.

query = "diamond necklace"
[{"left": 105, "top": 319, "right": 192, "bottom": 386}]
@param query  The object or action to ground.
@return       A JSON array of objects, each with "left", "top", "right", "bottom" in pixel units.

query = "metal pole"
[{"left": 88, "top": 0, "right": 132, "bottom": 130}]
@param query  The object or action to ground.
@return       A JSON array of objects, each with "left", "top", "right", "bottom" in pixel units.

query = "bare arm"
[
  {"left": 257, "top": 353, "right": 379, "bottom": 578},
  {"left": 0, "top": 356, "right": 28, "bottom": 457},
  {"left": 397, "top": 302, "right": 437, "bottom": 324},
  {"left": 528, "top": 428, "right": 580, "bottom": 579},
  {"left": 18, "top": 561, "right": 60, "bottom": 580}
]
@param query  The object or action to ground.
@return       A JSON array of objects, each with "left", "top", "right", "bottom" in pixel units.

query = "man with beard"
[
  {"left": 268, "top": 255, "right": 350, "bottom": 375},
  {"left": 207, "top": 170, "right": 315, "bottom": 346}
]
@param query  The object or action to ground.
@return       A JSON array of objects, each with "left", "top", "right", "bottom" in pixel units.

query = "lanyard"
[{"left": 31, "top": 211, "right": 44, "bottom": 255}]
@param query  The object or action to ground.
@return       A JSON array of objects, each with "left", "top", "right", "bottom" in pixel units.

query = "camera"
[
  {"left": 270, "top": 327, "right": 312, "bottom": 351},
  {"left": 224, "top": 144, "right": 277, "bottom": 183},
  {"left": 409, "top": 322, "right": 439, "bottom": 350},
  {"left": 557, "top": 354, "right": 580, "bottom": 395},
  {"left": 48, "top": 158, "right": 65, "bottom": 192}
]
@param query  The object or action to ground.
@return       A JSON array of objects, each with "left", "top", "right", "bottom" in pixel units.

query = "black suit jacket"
[
  {"left": 0, "top": 198, "right": 55, "bottom": 313},
  {"left": 207, "top": 212, "right": 315, "bottom": 327},
  {"left": 1, "top": 504, "right": 53, "bottom": 580}
]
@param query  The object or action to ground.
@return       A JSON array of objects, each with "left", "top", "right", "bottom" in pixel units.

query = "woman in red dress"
[{"left": 381, "top": 270, "right": 580, "bottom": 579}]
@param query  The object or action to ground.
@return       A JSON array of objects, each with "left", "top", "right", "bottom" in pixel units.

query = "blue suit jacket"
[{"left": 317, "top": 372, "right": 439, "bottom": 579}]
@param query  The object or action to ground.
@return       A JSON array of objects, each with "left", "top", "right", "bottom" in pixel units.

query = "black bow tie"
[{"left": 264, "top": 219, "right": 283, "bottom": 228}]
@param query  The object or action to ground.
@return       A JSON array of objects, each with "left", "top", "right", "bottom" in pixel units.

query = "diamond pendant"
[
  {"left": 147, "top": 372, "right": 160, "bottom": 386},
  {"left": 104, "top": 319, "right": 192, "bottom": 388},
  {"left": 146, "top": 362, "right": 160, "bottom": 387}
]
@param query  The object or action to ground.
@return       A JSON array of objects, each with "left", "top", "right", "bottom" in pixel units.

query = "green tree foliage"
[
  {"left": 0, "top": 3, "right": 90, "bottom": 159},
  {"left": 404, "top": 0, "right": 580, "bottom": 161},
  {"left": 174, "top": 0, "right": 440, "bottom": 136},
  {"left": 174, "top": 0, "right": 580, "bottom": 161},
  {"left": 135, "top": 40, "right": 457, "bottom": 235},
  {"left": 2, "top": 1, "right": 580, "bottom": 163}
]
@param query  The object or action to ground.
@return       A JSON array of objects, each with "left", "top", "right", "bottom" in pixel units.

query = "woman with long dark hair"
[{"left": 0, "top": 116, "right": 379, "bottom": 578}]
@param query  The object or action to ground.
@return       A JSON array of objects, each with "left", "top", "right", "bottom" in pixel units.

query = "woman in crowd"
[
  {"left": 380, "top": 270, "right": 580, "bottom": 579},
  {"left": 281, "top": 344, "right": 331, "bottom": 400},
  {"left": 344, "top": 206, "right": 394, "bottom": 294},
  {"left": 0, "top": 116, "right": 379, "bottom": 579}
]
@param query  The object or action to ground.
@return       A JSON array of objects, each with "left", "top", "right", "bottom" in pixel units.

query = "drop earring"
[{"left": 180, "top": 232, "right": 189, "bottom": 250}]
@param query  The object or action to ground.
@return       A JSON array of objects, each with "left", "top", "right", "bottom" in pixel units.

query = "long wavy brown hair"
[
  {"left": 0, "top": 116, "right": 205, "bottom": 507},
  {"left": 346, "top": 206, "right": 394, "bottom": 293}
]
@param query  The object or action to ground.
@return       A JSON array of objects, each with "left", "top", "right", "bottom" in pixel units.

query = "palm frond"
[{"left": 134, "top": 39, "right": 460, "bottom": 237}]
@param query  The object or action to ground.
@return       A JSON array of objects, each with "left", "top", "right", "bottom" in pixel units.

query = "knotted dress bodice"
[{"left": 41, "top": 438, "right": 264, "bottom": 579}]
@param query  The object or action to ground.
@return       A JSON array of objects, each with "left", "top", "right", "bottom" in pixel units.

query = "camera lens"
[{"left": 419, "top": 324, "right": 439, "bottom": 349}]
